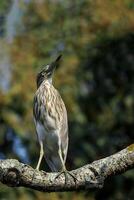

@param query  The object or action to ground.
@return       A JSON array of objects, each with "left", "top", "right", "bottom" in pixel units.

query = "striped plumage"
[{"left": 33, "top": 55, "right": 68, "bottom": 172}]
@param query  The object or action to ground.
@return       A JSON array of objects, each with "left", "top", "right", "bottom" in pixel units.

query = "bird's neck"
[
  {"left": 47, "top": 77, "right": 52, "bottom": 84},
  {"left": 43, "top": 79, "right": 53, "bottom": 86},
  {"left": 37, "top": 78, "right": 53, "bottom": 89}
]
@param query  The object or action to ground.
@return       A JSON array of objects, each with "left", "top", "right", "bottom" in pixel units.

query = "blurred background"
[{"left": 0, "top": 0, "right": 134, "bottom": 199}]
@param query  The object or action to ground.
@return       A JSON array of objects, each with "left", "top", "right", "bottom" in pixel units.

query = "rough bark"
[{"left": 0, "top": 144, "right": 134, "bottom": 192}]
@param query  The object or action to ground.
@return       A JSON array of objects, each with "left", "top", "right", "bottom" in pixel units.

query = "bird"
[{"left": 33, "top": 55, "right": 76, "bottom": 183}]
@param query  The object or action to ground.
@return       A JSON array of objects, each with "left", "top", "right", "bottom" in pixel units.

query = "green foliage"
[
  {"left": 0, "top": 0, "right": 134, "bottom": 199},
  {"left": 0, "top": 0, "right": 11, "bottom": 14}
]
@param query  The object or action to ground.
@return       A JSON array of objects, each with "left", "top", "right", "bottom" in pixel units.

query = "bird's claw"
[{"left": 55, "top": 170, "right": 78, "bottom": 185}]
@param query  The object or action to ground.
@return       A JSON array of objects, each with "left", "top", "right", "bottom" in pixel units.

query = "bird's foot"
[{"left": 55, "top": 170, "right": 78, "bottom": 185}]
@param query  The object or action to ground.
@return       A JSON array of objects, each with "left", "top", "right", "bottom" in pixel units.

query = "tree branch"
[{"left": 0, "top": 144, "right": 134, "bottom": 192}]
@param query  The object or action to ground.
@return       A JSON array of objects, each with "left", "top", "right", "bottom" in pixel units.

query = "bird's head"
[{"left": 36, "top": 55, "right": 62, "bottom": 88}]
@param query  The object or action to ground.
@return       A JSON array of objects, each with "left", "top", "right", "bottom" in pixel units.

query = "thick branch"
[{"left": 0, "top": 144, "right": 134, "bottom": 192}]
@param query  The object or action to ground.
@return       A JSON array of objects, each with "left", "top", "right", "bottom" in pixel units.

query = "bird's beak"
[{"left": 49, "top": 54, "right": 62, "bottom": 72}]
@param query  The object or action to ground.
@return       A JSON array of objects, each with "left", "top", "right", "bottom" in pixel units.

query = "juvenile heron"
[{"left": 33, "top": 55, "right": 75, "bottom": 182}]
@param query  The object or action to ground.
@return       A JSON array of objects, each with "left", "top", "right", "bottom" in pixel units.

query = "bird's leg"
[
  {"left": 36, "top": 141, "right": 44, "bottom": 170},
  {"left": 55, "top": 148, "right": 77, "bottom": 184},
  {"left": 31, "top": 141, "right": 44, "bottom": 182}
]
